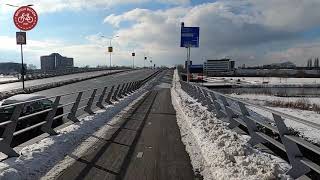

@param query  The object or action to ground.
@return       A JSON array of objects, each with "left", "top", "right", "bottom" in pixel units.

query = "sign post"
[
  {"left": 180, "top": 22, "right": 200, "bottom": 83},
  {"left": 144, "top": 56, "right": 147, "bottom": 68},
  {"left": 108, "top": 46, "right": 113, "bottom": 70},
  {"left": 13, "top": 6, "right": 38, "bottom": 90},
  {"left": 132, "top": 52, "right": 135, "bottom": 69}
]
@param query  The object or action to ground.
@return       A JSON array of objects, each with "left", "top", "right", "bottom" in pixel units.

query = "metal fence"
[
  {"left": 0, "top": 70, "right": 161, "bottom": 158},
  {"left": 180, "top": 80, "right": 320, "bottom": 179}
]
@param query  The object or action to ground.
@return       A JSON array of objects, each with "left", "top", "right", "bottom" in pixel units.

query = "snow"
[
  {"left": 0, "top": 76, "right": 17, "bottom": 83},
  {"left": 231, "top": 93, "right": 320, "bottom": 107},
  {"left": 204, "top": 76, "right": 320, "bottom": 87},
  {"left": 230, "top": 94, "right": 320, "bottom": 144},
  {"left": 0, "top": 74, "right": 157, "bottom": 180},
  {"left": 172, "top": 70, "right": 291, "bottom": 180}
]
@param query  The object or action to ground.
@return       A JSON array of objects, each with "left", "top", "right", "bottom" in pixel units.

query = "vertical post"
[
  {"left": 118, "top": 84, "right": 125, "bottom": 98},
  {"left": 122, "top": 83, "right": 129, "bottom": 96},
  {"left": 110, "top": 53, "right": 112, "bottom": 69},
  {"left": 219, "top": 95, "right": 240, "bottom": 129},
  {"left": 0, "top": 104, "right": 23, "bottom": 157},
  {"left": 67, "top": 92, "right": 83, "bottom": 122},
  {"left": 128, "top": 82, "right": 134, "bottom": 93},
  {"left": 238, "top": 102, "right": 266, "bottom": 146},
  {"left": 85, "top": 89, "right": 97, "bottom": 115},
  {"left": 187, "top": 46, "right": 191, "bottom": 83},
  {"left": 20, "top": 44, "right": 25, "bottom": 90},
  {"left": 273, "top": 114, "right": 310, "bottom": 178},
  {"left": 112, "top": 85, "right": 121, "bottom": 101},
  {"left": 208, "top": 91, "right": 225, "bottom": 118},
  {"left": 41, "top": 97, "right": 61, "bottom": 135},
  {"left": 97, "top": 87, "right": 108, "bottom": 109},
  {"left": 106, "top": 86, "right": 115, "bottom": 104},
  {"left": 109, "top": 39, "right": 112, "bottom": 68},
  {"left": 2, "top": 104, "right": 24, "bottom": 146}
]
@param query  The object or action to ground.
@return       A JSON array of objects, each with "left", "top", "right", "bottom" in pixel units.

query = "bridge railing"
[
  {"left": 179, "top": 80, "right": 320, "bottom": 179},
  {"left": 0, "top": 70, "right": 161, "bottom": 158}
]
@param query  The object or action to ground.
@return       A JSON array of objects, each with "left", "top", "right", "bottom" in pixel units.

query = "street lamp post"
[
  {"left": 101, "top": 35, "right": 119, "bottom": 69},
  {"left": 6, "top": 4, "right": 34, "bottom": 90}
]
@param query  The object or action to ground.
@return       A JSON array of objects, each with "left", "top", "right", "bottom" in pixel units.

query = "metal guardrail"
[
  {"left": 0, "top": 70, "right": 161, "bottom": 158},
  {"left": 179, "top": 80, "right": 320, "bottom": 179}
]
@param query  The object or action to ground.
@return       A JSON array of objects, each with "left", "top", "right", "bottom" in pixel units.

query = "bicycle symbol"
[{"left": 17, "top": 13, "right": 34, "bottom": 24}]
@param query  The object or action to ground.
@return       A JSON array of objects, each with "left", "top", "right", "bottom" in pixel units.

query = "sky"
[{"left": 1, "top": 0, "right": 320, "bottom": 68}]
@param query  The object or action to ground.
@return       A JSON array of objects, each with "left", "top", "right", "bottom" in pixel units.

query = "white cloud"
[
  {"left": 0, "top": 0, "right": 190, "bottom": 14},
  {"left": 2, "top": 0, "right": 320, "bottom": 67},
  {"left": 102, "top": 0, "right": 320, "bottom": 66}
]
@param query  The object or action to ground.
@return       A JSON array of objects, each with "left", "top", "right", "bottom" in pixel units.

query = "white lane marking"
[{"left": 137, "top": 152, "right": 144, "bottom": 158}]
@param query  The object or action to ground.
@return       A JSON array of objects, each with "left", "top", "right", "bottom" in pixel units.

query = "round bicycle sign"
[{"left": 13, "top": 6, "right": 38, "bottom": 31}]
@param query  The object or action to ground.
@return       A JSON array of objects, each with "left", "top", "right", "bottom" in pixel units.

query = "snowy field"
[
  {"left": 231, "top": 93, "right": 320, "bottom": 107},
  {"left": 0, "top": 74, "right": 160, "bottom": 180},
  {"left": 172, "top": 71, "right": 291, "bottom": 180},
  {"left": 204, "top": 76, "right": 320, "bottom": 87},
  {"left": 230, "top": 93, "right": 320, "bottom": 144},
  {"left": 0, "top": 76, "right": 17, "bottom": 83}
]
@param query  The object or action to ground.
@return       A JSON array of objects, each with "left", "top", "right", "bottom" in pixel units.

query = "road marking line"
[{"left": 137, "top": 152, "right": 144, "bottom": 158}]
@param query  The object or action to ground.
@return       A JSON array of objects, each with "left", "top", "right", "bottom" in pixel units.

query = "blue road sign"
[{"left": 181, "top": 26, "right": 200, "bottom": 48}]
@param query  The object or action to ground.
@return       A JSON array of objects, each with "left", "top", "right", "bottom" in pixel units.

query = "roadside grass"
[{"left": 266, "top": 98, "right": 320, "bottom": 113}]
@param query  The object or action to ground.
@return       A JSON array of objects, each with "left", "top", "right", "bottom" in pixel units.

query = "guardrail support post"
[
  {"left": 199, "top": 88, "right": 209, "bottom": 106},
  {"left": 85, "top": 89, "right": 97, "bottom": 115},
  {"left": 105, "top": 86, "right": 115, "bottom": 105},
  {"left": 118, "top": 84, "right": 125, "bottom": 98},
  {"left": 127, "top": 82, "right": 134, "bottom": 93},
  {"left": 112, "top": 85, "right": 121, "bottom": 102},
  {"left": 238, "top": 102, "right": 266, "bottom": 146},
  {"left": 273, "top": 114, "right": 310, "bottom": 178},
  {"left": 123, "top": 83, "right": 130, "bottom": 96},
  {"left": 132, "top": 82, "right": 137, "bottom": 91},
  {"left": 208, "top": 92, "right": 225, "bottom": 118},
  {"left": 41, "top": 96, "right": 61, "bottom": 135},
  {"left": 97, "top": 87, "right": 108, "bottom": 109},
  {"left": 128, "top": 82, "right": 133, "bottom": 93},
  {"left": 67, "top": 92, "right": 83, "bottom": 122},
  {"left": 0, "top": 104, "right": 23, "bottom": 157},
  {"left": 219, "top": 95, "right": 240, "bottom": 129}
]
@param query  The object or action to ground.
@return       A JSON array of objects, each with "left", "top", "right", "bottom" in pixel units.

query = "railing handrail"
[
  {"left": 199, "top": 83, "right": 320, "bottom": 130},
  {"left": 179, "top": 78, "right": 320, "bottom": 179},
  {"left": 0, "top": 69, "right": 146, "bottom": 109},
  {"left": 0, "top": 69, "right": 162, "bottom": 159}
]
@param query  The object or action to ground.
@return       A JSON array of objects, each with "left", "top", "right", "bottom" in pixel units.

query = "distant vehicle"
[{"left": 0, "top": 94, "right": 63, "bottom": 145}]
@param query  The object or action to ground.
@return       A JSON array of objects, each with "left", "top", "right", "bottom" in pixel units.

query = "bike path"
[{"left": 55, "top": 71, "right": 195, "bottom": 180}]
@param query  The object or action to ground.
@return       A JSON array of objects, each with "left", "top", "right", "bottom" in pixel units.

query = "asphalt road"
[
  {"left": 0, "top": 70, "right": 122, "bottom": 93},
  {"left": 34, "top": 69, "right": 156, "bottom": 118}
]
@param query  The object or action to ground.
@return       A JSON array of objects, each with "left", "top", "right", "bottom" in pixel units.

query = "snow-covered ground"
[
  {"left": 0, "top": 74, "right": 159, "bottom": 180},
  {"left": 230, "top": 93, "right": 320, "bottom": 144},
  {"left": 0, "top": 76, "right": 17, "bottom": 83},
  {"left": 204, "top": 76, "right": 320, "bottom": 87},
  {"left": 172, "top": 71, "right": 291, "bottom": 180},
  {"left": 231, "top": 93, "right": 320, "bottom": 107}
]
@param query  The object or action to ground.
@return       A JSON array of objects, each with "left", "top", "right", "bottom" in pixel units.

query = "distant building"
[
  {"left": 0, "top": 62, "right": 26, "bottom": 74},
  {"left": 40, "top": 53, "right": 74, "bottom": 71},
  {"left": 204, "top": 59, "right": 235, "bottom": 75}
]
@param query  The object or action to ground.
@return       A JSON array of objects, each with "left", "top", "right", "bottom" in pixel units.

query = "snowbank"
[
  {"left": 0, "top": 72, "right": 159, "bottom": 180},
  {"left": 172, "top": 71, "right": 291, "bottom": 180}
]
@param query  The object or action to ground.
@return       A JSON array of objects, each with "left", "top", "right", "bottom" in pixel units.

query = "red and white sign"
[{"left": 13, "top": 6, "right": 38, "bottom": 31}]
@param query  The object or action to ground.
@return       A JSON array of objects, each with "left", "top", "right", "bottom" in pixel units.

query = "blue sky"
[{"left": 1, "top": 0, "right": 320, "bottom": 68}]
